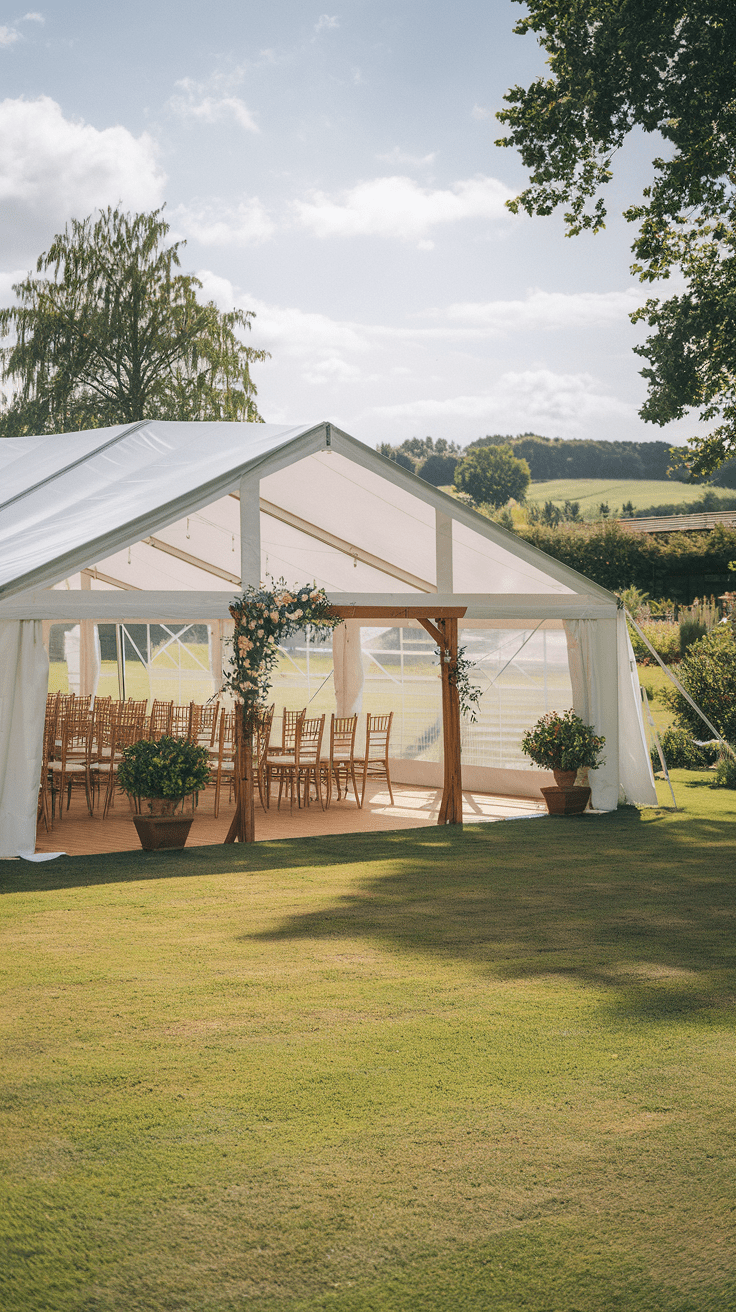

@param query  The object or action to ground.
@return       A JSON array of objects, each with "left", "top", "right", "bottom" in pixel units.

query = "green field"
[
  {"left": 2, "top": 774, "right": 736, "bottom": 1311},
  {"left": 525, "top": 478, "right": 735, "bottom": 517}
]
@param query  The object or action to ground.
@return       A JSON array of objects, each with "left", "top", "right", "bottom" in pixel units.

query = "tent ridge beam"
[
  {"left": 230, "top": 492, "right": 436, "bottom": 593},
  {"left": 143, "top": 536, "right": 241, "bottom": 586}
]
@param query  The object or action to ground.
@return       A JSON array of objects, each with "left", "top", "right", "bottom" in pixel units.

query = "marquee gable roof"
[{"left": 0, "top": 419, "right": 613, "bottom": 605}]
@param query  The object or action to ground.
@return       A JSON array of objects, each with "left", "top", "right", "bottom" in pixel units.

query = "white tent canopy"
[{"left": 0, "top": 419, "right": 656, "bottom": 856}]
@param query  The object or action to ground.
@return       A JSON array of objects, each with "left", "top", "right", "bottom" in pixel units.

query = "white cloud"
[
  {"left": 376, "top": 147, "right": 436, "bottom": 168},
  {"left": 438, "top": 287, "right": 648, "bottom": 332},
  {"left": 369, "top": 370, "right": 634, "bottom": 436},
  {"left": 0, "top": 25, "right": 21, "bottom": 46},
  {"left": 471, "top": 105, "right": 494, "bottom": 121},
  {"left": 294, "top": 173, "right": 514, "bottom": 243},
  {"left": 0, "top": 96, "right": 165, "bottom": 264},
  {"left": 169, "top": 78, "right": 259, "bottom": 132},
  {"left": 0, "top": 267, "right": 27, "bottom": 305},
  {"left": 315, "top": 14, "right": 339, "bottom": 32},
  {"left": 174, "top": 199, "right": 274, "bottom": 246},
  {"left": 22, "top": 12, "right": 45, "bottom": 22}
]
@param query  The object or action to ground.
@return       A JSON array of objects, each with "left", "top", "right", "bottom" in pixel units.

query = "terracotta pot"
[
  {"left": 133, "top": 815, "right": 194, "bottom": 850},
  {"left": 553, "top": 769, "right": 578, "bottom": 791},
  {"left": 541, "top": 785, "right": 591, "bottom": 816}
]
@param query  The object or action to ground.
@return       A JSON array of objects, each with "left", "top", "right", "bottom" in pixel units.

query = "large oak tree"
[
  {"left": 0, "top": 207, "right": 268, "bottom": 435},
  {"left": 496, "top": 1, "right": 736, "bottom": 479}
]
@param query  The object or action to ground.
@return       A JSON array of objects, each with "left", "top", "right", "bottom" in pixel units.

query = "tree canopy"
[
  {"left": 453, "top": 444, "right": 531, "bottom": 508},
  {"left": 496, "top": 1, "right": 736, "bottom": 479},
  {"left": 0, "top": 207, "right": 268, "bottom": 436}
]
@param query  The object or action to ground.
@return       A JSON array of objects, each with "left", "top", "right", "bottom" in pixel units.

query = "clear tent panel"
[{"left": 251, "top": 620, "right": 572, "bottom": 771}]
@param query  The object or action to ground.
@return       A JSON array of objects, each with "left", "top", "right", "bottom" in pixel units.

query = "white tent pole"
[
  {"left": 239, "top": 474, "right": 261, "bottom": 589},
  {"left": 435, "top": 511, "right": 453, "bottom": 592}
]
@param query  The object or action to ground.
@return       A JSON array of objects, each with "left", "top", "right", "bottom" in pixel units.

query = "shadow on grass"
[
  {"left": 242, "top": 807, "right": 736, "bottom": 1024},
  {"left": 4, "top": 804, "right": 735, "bottom": 1023}
]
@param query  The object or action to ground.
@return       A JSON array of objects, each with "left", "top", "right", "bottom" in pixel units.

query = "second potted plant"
[
  {"left": 117, "top": 736, "right": 211, "bottom": 850},
  {"left": 521, "top": 710, "right": 605, "bottom": 815}
]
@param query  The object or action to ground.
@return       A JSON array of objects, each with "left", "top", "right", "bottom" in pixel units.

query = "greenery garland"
[
  {"left": 224, "top": 580, "right": 342, "bottom": 730},
  {"left": 446, "top": 647, "right": 481, "bottom": 723}
]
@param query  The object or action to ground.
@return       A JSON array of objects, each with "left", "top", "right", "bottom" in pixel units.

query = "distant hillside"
[{"left": 524, "top": 479, "right": 736, "bottom": 517}]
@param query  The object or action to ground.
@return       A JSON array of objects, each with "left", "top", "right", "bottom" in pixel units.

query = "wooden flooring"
[{"left": 34, "top": 780, "right": 546, "bottom": 856}]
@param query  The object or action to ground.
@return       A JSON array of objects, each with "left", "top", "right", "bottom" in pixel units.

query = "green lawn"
[
  {"left": 2, "top": 777, "right": 736, "bottom": 1312},
  {"left": 524, "top": 478, "right": 735, "bottom": 516}
]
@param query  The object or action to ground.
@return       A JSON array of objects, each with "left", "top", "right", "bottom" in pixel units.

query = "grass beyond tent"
[{"left": 2, "top": 775, "right": 735, "bottom": 1312}]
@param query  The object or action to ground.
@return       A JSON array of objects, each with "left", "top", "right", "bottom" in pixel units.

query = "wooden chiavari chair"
[
  {"left": 190, "top": 700, "right": 220, "bottom": 747},
  {"left": 101, "top": 720, "right": 144, "bottom": 820},
  {"left": 212, "top": 709, "right": 236, "bottom": 819},
  {"left": 320, "top": 714, "right": 359, "bottom": 807},
  {"left": 149, "top": 700, "right": 173, "bottom": 737},
  {"left": 267, "top": 714, "right": 325, "bottom": 811},
  {"left": 354, "top": 713, "right": 395, "bottom": 808},
  {"left": 170, "top": 702, "right": 193, "bottom": 739},
  {"left": 38, "top": 700, "right": 59, "bottom": 830},
  {"left": 49, "top": 714, "right": 94, "bottom": 820}
]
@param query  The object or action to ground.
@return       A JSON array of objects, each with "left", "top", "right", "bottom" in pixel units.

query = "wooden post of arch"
[
  {"left": 330, "top": 604, "right": 466, "bottom": 828},
  {"left": 225, "top": 712, "right": 255, "bottom": 844},
  {"left": 417, "top": 615, "right": 463, "bottom": 826}
]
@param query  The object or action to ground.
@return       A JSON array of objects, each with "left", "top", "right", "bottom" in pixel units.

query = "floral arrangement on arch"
[{"left": 224, "top": 580, "right": 342, "bottom": 729}]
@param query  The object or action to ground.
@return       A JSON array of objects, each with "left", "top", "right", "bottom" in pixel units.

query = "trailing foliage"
[
  {"left": 0, "top": 207, "right": 268, "bottom": 434},
  {"left": 521, "top": 709, "right": 605, "bottom": 772},
  {"left": 662, "top": 627, "right": 736, "bottom": 744},
  {"left": 496, "top": 1, "right": 736, "bottom": 478},
  {"left": 117, "top": 736, "right": 210, "bottom": 809},
  {"left": 446, "top": 648, "right": 481, "bottom": 723}
]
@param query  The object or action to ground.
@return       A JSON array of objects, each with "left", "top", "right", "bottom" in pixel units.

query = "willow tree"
[
  {"left": 496, "top": 1, "right": 736, "bottom": 479},
  {"left": 0, "top": 207, "right": 268, "bottom": 435}
]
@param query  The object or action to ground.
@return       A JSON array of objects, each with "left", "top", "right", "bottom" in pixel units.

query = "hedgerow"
[{"left": 515, "top": 521, "right": 736, "bottom": 601}]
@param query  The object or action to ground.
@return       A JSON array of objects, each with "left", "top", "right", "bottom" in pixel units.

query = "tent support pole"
[
  {"left": 435, "top": 510, "right": 453, "bottom": 592},
  {"left": 240, "top": 474, "right": 261, "bottom": 590},
  {"left": 226, "top": 475, "right": 260, "bottom": 843}
]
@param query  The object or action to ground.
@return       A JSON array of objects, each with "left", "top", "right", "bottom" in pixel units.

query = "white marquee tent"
[{"left": 0, "top": 419, "right": 657, "bottom": 856}]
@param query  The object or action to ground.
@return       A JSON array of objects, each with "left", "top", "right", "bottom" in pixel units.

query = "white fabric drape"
[
  {"left": 333, "top": 621, "right": 364, "bottom": 716},
  {"left": 564, "top": 618, "right": 619, "bottom": 810},
  {"left": 0, "top": 620, "right": 49, "bottom": 857},
  {"left": 79, "top": 621, "right": 100, "bottom": 699},
  {"left": 616, "top": 610, "right": 658, "bottom": 806},
  {"left": 65, "top": 623, "right": 101, "bottom": 698},
  {"left": 564, "top": 615, "right": 656, "bottom": 810}
]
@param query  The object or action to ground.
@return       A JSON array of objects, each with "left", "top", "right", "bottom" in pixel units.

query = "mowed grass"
[
  {"left": 2, "top": 777, "right": 736, "bottom": 1312},
  {"left": 525, "top": 478, "right": 735, "bottom": 516}
]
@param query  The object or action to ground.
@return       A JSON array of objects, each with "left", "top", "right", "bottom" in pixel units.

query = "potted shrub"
[
  {"left": 117, "top": 736, "right": 211, "bottom": 850},
  {"left": 521, "top": 710, "right": 605, "bottom": 815}
]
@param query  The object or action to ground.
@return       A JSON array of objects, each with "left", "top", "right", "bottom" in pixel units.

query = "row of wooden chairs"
[
  {"left": 263, "top": 710, "right": 394, "bottom": 813},
  {"left": 39, "top": 695, "right": 395, "bottom": 827},
  {"left": 39, "top": 694, "right": 222, "bottom": 828}
]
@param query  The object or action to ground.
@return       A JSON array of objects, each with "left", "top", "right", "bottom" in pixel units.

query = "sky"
[{"left": 0, "top": 0, "right": 701, "bottom": 450}]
